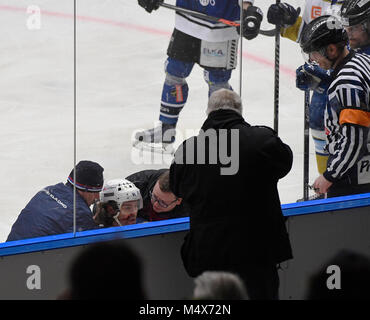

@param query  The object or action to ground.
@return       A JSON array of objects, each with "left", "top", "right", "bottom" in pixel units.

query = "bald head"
[{"left": 206, "top": 89, "right": 243, "bottom": 116}]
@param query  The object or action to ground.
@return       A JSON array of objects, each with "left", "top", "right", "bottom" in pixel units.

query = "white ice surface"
[{"left": 0, "top": 0, "right": 316, "bottom": 242}]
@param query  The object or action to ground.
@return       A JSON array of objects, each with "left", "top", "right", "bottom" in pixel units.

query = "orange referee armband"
[{"left": 339, "top": 109, "right": 370, "bottom": 128}]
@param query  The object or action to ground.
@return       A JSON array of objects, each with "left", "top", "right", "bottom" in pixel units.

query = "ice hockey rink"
[{"left": 0, "top": 0, "right": 312, "bottom": 242}]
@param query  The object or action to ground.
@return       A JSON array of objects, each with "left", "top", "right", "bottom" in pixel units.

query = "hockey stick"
[
  {"left": 259, "top": 28, "right": 277, "bottom": 37},
  {"left": 273, "top": 0, "right": 281, "bottom": 133},
  {"left": 159, "top": 2, "right": 274, "bottom": 35},
  {"left": 303, "top": 90, "right": 310, "bottom": 201},
  {"left": 239, "top": 0, "right": 244, "bottom": 98}
]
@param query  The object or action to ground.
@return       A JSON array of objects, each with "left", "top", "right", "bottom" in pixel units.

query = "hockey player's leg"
[
  {"left": 134, "top": 28, "right": 200, "bottom": 150},
  {"left": 312, "top": 129, "right": 328, "bottom": 174},
  {"left": 134, "top": 58, "right": 193, "bottom": 146},
  {"left": 310, "top": 91, "right": 328, "bottom": 175},
  {"left": 203, "top": 68, "right": 233, "bottom": 97},
  {"left": 159, "top": 57, "right": 192, "bottom": 130}
]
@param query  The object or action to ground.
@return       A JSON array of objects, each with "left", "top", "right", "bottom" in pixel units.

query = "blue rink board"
[{"left": 0, "top": 192, "right": 369, "bottom": 257}]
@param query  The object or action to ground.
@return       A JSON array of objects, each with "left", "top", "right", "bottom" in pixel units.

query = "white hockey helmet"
[{"left": 99, "top": 179, "right": 143, "bottom": 210}]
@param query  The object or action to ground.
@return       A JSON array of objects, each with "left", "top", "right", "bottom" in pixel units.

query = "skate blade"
[
  {"left": 296, "top": 193, "right": 326, "bottom": 202},
  {"left": 132, "top": 140, "right": 175, "bottom": 155}
]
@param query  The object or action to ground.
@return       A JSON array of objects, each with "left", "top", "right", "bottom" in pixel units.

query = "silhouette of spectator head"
[
  {"left": 66, "top": 241, "right": 146, "bottom": 300},
  {"left": 306, "top": 249, "right": 370, "bottom": 300},
  {"left": 193, "top": 271, "right": 248, "bottom": 300}
]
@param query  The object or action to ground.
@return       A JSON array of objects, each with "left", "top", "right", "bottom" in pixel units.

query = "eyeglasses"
[{"left": 149, "top": 190, "right": 178, "bottom": 208}]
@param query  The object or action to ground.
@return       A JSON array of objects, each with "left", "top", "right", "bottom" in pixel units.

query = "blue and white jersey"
[
  {"left": 175, "top": 0, "right": 250, "bottom": 42},
  {"left": 324, "top": 52, "right": 370, "bottom": 184}
]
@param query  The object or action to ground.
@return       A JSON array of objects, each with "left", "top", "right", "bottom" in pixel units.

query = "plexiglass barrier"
[
  {"left": 0, "top": 0, "right": 75, "bottom": 241},
  {"left": 1, "top": 0, "right": 369, "bottom": 246}
]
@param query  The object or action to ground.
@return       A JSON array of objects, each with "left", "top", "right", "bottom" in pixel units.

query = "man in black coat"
[
  {"left": 126, "top": 169, "right": 189, "bottom": 222},
  {"left": 170, "top": 89, "right": 293, "bottom": 300}
]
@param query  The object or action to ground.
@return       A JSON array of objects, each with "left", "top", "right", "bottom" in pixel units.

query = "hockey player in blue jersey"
[
  {"left": 135, "top": 0, "right": 263, "bottom": 152},
  {"left": 271, "top": 0, "right": 369, "bottom": 178},
  {"left": 268, "top": 1, "right": 343, "bottom": 176}
]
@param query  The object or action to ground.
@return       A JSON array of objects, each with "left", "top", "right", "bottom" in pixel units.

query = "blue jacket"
[{"left": 7, "top": 183, "right": 98, "bottom": 241}]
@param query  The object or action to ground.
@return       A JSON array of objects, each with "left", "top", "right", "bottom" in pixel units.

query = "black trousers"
[{"left": 235, "top": 263, "right": 280, "bottom": 300}]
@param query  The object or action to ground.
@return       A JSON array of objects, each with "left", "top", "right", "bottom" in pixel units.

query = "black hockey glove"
[
  {"left": 267, "top": 3, "right": 300, "bottom": 28},
  {"left": 138, "top": 0, "right": 163, "bottom": 13},
  {"left": 242, "top": 6, "right": 263, "bottom": 40}
]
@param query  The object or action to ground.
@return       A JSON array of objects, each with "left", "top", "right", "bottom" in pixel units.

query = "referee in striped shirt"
[{"left": 301, "top": 14, "right": 370, "bottom": 198}]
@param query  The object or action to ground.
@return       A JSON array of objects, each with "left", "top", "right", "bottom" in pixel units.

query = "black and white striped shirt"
[{"left": 324, "top": 51, "right": 370, "bottom": 183}]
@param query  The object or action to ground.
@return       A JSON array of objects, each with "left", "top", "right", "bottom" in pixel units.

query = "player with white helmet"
[{"left": 93, "top": 179, "right": 143, "bottom": 227}]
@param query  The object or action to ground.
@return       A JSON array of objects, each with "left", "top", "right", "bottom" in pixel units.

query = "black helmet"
[
  {"left": 340, "top": 0, "right": 370, "bottom": 26},
  {"left": 300, "top": 15, "right": 348, "bottom": 54}
]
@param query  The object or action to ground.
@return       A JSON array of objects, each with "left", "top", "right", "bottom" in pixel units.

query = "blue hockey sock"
[{"left": 159, "top": 80, "right": 189, "bottom": 125}]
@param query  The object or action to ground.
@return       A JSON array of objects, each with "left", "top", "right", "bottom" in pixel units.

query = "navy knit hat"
[{"left": 67, "top": 161, "right": 104, "bottom": 192}]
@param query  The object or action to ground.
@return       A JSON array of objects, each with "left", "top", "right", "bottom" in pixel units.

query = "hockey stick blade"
[
  {"left": 132, "top": 140, "right": 175, "bottom": 155},
  {"left": 296, "top": 192, "right": 326, "bottom": 202}
]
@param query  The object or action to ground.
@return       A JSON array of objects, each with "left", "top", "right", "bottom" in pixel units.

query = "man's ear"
[{"left": 176, "top": 197, "right": 182, "bottom": 205}]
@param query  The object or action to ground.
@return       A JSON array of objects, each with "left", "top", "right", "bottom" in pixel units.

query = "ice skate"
[{"left": 132, "top": 122, "right": 176, "bottom": 154}]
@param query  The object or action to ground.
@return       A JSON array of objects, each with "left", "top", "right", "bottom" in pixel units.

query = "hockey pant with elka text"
[
  {"left": 310, "top": 91, "right": 328, "bottom": 175},
  {"left": 159, "top": 57, "right": 232, "bottom": 125}
]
